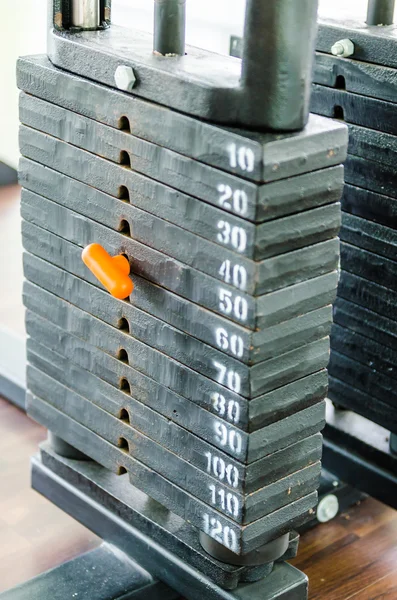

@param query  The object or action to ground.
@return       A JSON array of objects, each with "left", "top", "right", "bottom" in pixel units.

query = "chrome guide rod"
[
  {"left": 71, "top": 0, "right": 101, "bottom": 29},
  {"left": 154, "top": 0, "right": 186, "bottom": 56},
  {"left": 367, "top": 0, "right": 395, "bottom": 25}
]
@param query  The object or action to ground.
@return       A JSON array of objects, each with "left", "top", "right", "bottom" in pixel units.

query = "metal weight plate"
[
  {"left": 25, "top": 307, "right": 326, "bottom": 467},
  {"left": 341, "top": 243, "right": 397, "bottom": 292},
  {"left": 20, "top": 205, "right": 339, "bottom": 332},
  {"left": 311, "top": 85, "right": 397, "bottom": 136},
  {"left": 340, "top": 213, "right": 397, "bottom": 261},
  {"left": 19, "top": 92, "right": 345, "bottom": 225},
  {"left": 27, "top": 335, "right": 325, "bottom": 495},
  {"left": 19, "top": 158, "right": 342, "bottom": 265},
  {"left": 22, "top": 221, "right": 338, "bottom": 364},
  {"left": 17, "top": 55, "right": 347, "bottom": 183},
  {"left": 27, "top": 363, "right": 322, "bottom": 526},
  {"left": 20, "top": 186, "right": 341, "bottom": 298},
  {"left": 16, "top": 55, "right": 348, "bottom": 184},
  {"left": 338, "top": 271, "right": 397, "bottom": 322},
  {"left": 345, "top": 156, "right": 397, "bottom": 200},
  {"left": 23, "top": 282, "right": 330, "bottom": 405},
  {"left": 331, "top": 323, "right": 397, "bottom": 381},
  {"left": 329, "top": 351, "right": 397, "bottom": 409},
  {"left": 333, "top": 297, "right": 397, "bottom": 352},
  {"left": 23, "top": 252, "right": 333, "bottom": 385},
  {"left": 313, "top": 52, "right": 397, "bottom": 105},
  {"left": 27, "top": 392, "right": 319, "bottom": 555},
  {"left": 27, "top": 315, "right": 327, "bottom": 448},
  {"left": 328, "top": 377, "right": 397, "bottom": 435},
  {"left": 347, "top": 124, "right": 397, "bottom": 168},
  {"left": 316, "top": 19, "right": 397, "bottom": 70},
  {"left": 19, "top": 126, "right": 345, "bottom": 229},
  {"left": 342, "top": 185, "right": 397, "bottom": 230}
]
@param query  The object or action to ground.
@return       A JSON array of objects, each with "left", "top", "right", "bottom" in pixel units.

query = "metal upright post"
[
  {"left": 154, "top": 0, "right": 186, "bottom": 56},
  {"left": 71, "top": 0, "right": 101, "bottom": 29},
  {"left": 367, "top": 0, "right": 395, "bottom": 25},
  {"left": 240, "top": 0, "right": 319, "bottom": 130}
]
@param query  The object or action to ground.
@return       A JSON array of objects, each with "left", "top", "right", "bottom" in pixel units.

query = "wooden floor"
[{"left": 0, "top": 397, "right": 396, "bottom": 599}]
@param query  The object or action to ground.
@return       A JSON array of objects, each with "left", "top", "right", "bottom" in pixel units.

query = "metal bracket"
[{"left": 47, "top": 0, "right": 319, "bottom": 131}]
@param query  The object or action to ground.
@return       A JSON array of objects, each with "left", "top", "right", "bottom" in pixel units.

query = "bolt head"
[
  {"left": 331, "top": 38, "right": 355, "bottom": 58},
  {"left": 317, "top": 494, "right": 339, "bottom": 523},
  {"left": 114, "top": 65, "right": 136, "bottom": 92}
]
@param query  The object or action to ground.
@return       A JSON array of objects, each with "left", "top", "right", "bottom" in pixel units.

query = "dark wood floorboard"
[{"left": 0, "top": 397, "right": 396, "bottom": 598}]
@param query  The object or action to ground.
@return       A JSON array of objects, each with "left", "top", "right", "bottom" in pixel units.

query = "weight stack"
[
  {"left": 17, "top": 26, "right": 347, "bottom": 593},
  {"left": 312, "top": 19, "right": 397, "bottom": 441}
]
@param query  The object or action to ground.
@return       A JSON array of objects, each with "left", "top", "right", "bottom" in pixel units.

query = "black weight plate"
[
  {"left": 27, "top": 392, "right": 319, "bottom": 555},
  {"left": 348, "top": 123, "right": 397, "bottom": 169},
  {"left": 27, "top": 313, "right": 327, "bottom": 446},
  {"left": 340, "top": 213, "right": 397, "bottom": 261},
  {"left": 329, "top": 351, "right": 397, "bottom": 409},
  {"left": 333, "top": 297, "right": 397, "bottom": 352},
  {"left": 22, "top": 220, "right": 338, "bottom": 362},
  {"left": 24, "top": 252, "right": 333, "bottom": 388},
  {"left": 23, "top": 282, "right": 330, "bottom": 404},
  {"left": 314, "top": 52, "right": 397, "bottom": 105},
  {"left": 317, "top": 20, "right": 397, "bottom": 69},
  {"left": 311, "top": 84, "right": 397, "bottom": 136},
  {"left": 342, "top": 184, "right": 397, "bottom": 230},
  {"left": 27, "top": 334, "right": 325, "bottom": 495},
  {"left": 17, "top": 54, "right": 348, "bottom": 184},
  {"left": 341, "top": 242, "right": 397, "bottom": 292},
  {"left": 331, "top": 323, "right": 397, "bottom": 381},
  {"left": 25, "top": 306, "right": 326, "bottom": 465},
  {"left": 19, "top": 125, "right": 345, "bottom": 230},
  {"left": 19, "top": 92, "right": 345, "bottom": 228},
  {"left": 21, "top": 210, "right": 339, "bottom": 335},
  {"left": 21, "top": 185, "right": 341, "bottom": 298},
  {"left": 328, "top": 377, "right": 397, "bottom": 435},
  {"left": 338, "top": 271, "right": 397, "bottom": 322},
  {"left": 27, "top": 363, "right": 321, "bottom": 526},
  {"left": 19, "top": 157, "right": 342, "bottom": 265},
  {"left": 345, "top": 155, "right": 397, "bottom": 201}
]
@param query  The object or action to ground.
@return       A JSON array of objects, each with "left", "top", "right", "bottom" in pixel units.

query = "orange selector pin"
[{"left": 82, "top": 244, "right": 134, "bottom": 300}]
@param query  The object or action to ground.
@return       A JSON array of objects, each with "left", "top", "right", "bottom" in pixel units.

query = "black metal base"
[
  {"left": 0, "top": 543, "right": 178, "bottom": 600},
  {"left": 31, "top": 443, "right": 308, "bottom": 599},
  {"left": 0, "top": 374, "right": 25, "bottom": 411},
  {"left": 0, "top": 162, "right": 17, "bottom": 187},
  {"left": 323, "top": 401, "right": 397, "bottom": 510}
]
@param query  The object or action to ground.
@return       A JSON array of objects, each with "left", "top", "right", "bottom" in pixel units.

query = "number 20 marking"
[{"left": 217, "top": 184, "right": 248, "bottom": 216}]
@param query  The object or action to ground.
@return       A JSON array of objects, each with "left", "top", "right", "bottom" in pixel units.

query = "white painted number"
[
  {"left": 217, "top": 221, "right": 247, "bottom": 253},
  {"left": 214, "top": 422, "right": 243, "bottom": 455},
  {"left": 211, "top": 392, "right": 241, "bottom": 425},
  {"left": 203, "top": 515, "right": 238, "bottom": 552},
  {"left": 217, "top": 184, "right": 248, "bottom": 216},
  {"left": 213, "top": 361, "right": 241, "bottom": 393},
  {"left": 209, "top": 485, "right": 240, "bottom": 518},
  {"left": 215, "top": 328, "right": 244, "bottom": 359},
  {"left": 218, "top": 289, "right": 248, "bottom": 322},
  {"left": 219, "top": 260, "right": 247, "bottom": 291},
  {"left": 205, "top": 452, "right": 239, "bottom": 488},
  {"left": 228, "top": 144, "right": 255, "bottom": 173}
]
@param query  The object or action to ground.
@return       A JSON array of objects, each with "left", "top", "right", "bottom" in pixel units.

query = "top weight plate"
[{"left": 17, "top": 55, "right": 348, "bottom": 184}]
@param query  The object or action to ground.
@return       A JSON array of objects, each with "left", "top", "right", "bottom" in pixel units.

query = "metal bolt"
[
  {"left": 114, "top": 66, "right": 136, "bottom": 92},
  {"left": 317, "top": 494, "right": 340, "bottom": 523},
  {"left": 331, "top": 39, "right": 355, "bottom": 58}
]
